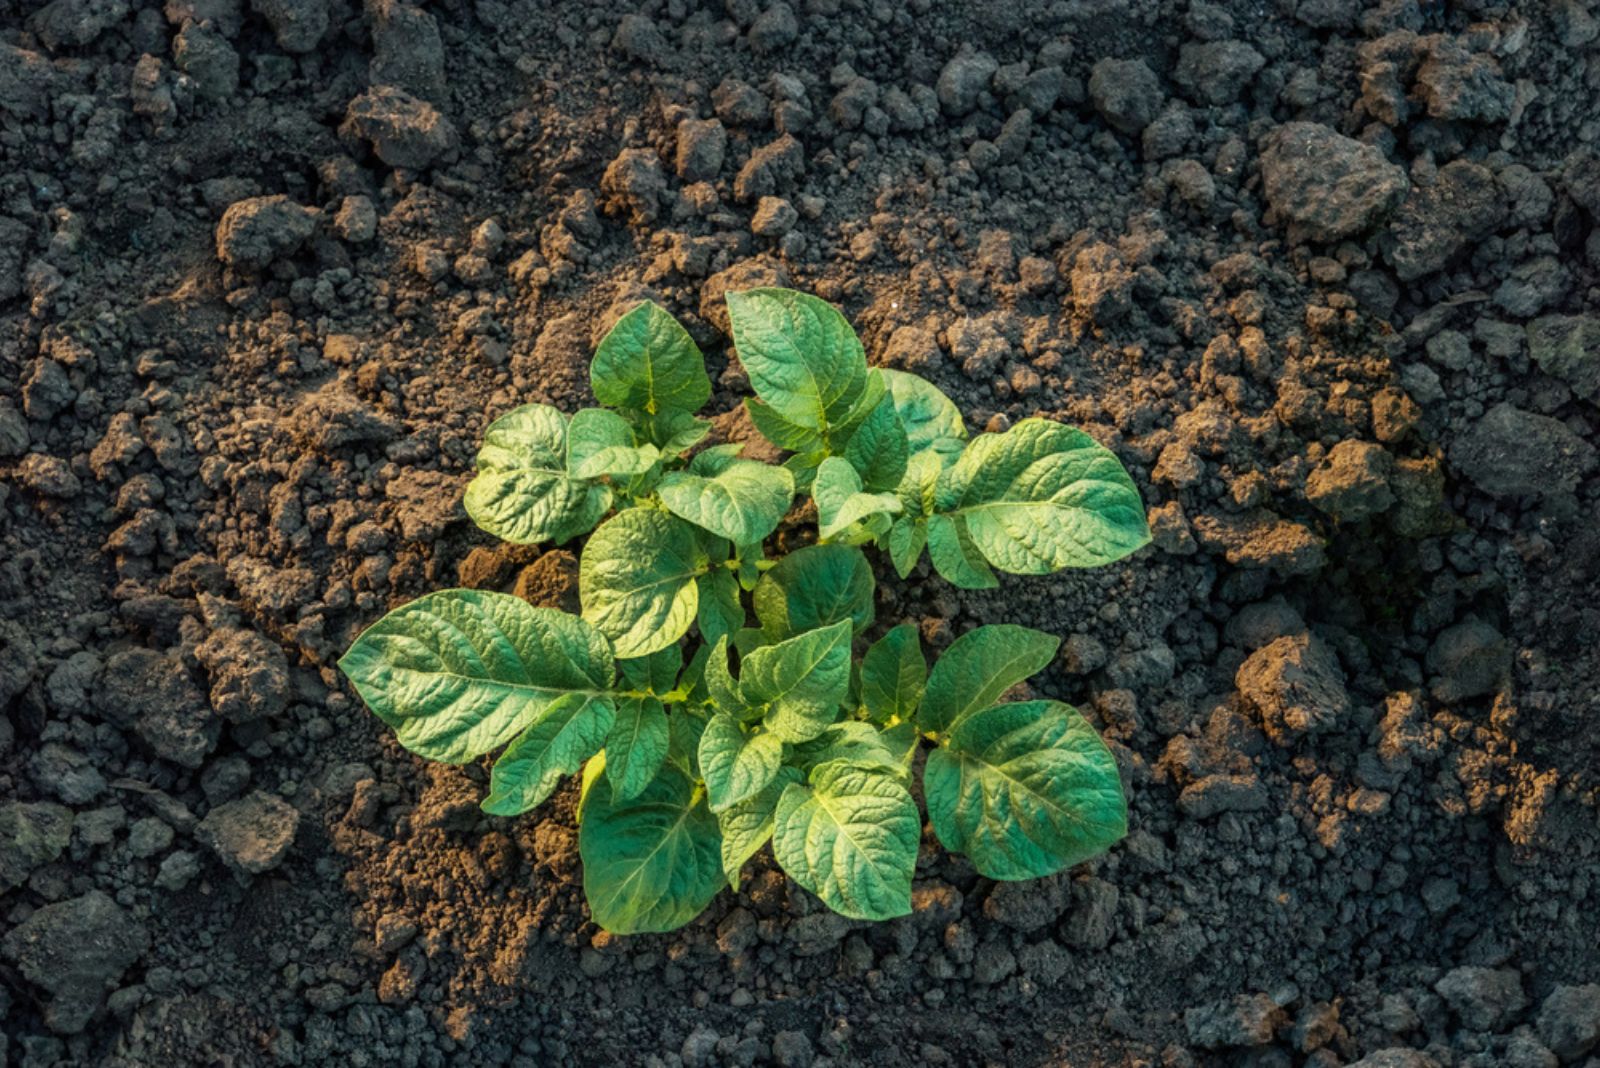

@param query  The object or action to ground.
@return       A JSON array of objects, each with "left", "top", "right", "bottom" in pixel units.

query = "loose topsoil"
[{"left": 2, "top": 1, "right": 1598, "bottom": 1066}]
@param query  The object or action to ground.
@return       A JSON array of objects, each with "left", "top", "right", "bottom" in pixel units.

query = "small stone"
[
  {"left": 215, "top": 195, "right": 318, "bottom": 271},
  {"left": 1435, "top": 966, "right": 1526, "bottom": 1031},
  {"left": 1173, "top": 40, "right": 1265, "bottom": 105},
  {"left": 1450, "top": 403, "right": 1597, "bottom": 498},
  {"left": 17, "top": 453, "right": 81, "bottom": 499},
  {"left": 680, "top": 1024, "right": 719, "bottom": 1067},
  {"left": 1236, "top": 633, "right": 1350, "bottom": 742},
  {"left": 156, "top": 849, "right": 201, "bottom": 891},
  {"left": 196, "top": 790, "right": 300, "bottom": 877},
  {"left": 98, "top": 648, "right": 217, "bottom": 769},
  {"left": 1426, "top": 621, "right": 1510, "bottom": 703},
  {"left": 675, "top": 117, "right": 727, "bottom": 182},
  {"left": 173, "top": 19, "right": 239, "bottom": 100},
  {"left": 1260, "top": 122, "right": 1407, "bottom": 242},
  {"left": 1305, "top": 440, "right": 1395, "bottom": 520},
  {"left": 772, "top": 1030, "right": 814, "bottom": 1068},
  {"left": 748, "top": 2, "right": 797, "bottom": 53},
  {"left": 611, "top": 13, "right": 668, "bottom": 64},
  {"left": 368, "top": 0, "right": 445, "bottom": 100},
  {"left": 194, "top": 627, "right": 290, "bottom": 725},
  {"left": 1536, "top": 984, "right": 1600, "bottom": 1061},
  {"left": 0, "top": 801, "right": 73, "bottom": 891},
  {"left": 1070, "top": 242, "right": 1134, "bottom": 324},
  {"left": 751, "top": 196, "right": 798, "bottom": 237},
  {"left": 936, "top": 47, "right": 998, "bottom": 116},
  {"left": 1, "top": 890, "right": 150, "bottom": 1034},
  {"left": 127, "top": 817, "right": 174, "bottom": 859},
  {"left": 601, "top": 147, "right": 668, "bottom": 223},
  {"left": 333, "top": 195, "right": 377, "bottom": 243},
  {"left": 1088, "top": 58, "right": 1163, "bottom": 134},
  {"left": 29, "top": 0, "right": 130, "bottom": 50},
  {"left": 1061, "top": 876, "right": 1120, "bottom": 949},
  {"left": 342, "top": 85, "right": 459, "bottom": 170},
  {"left": 733, "top": 134, "right": 804, "bottom": 202},
  {"left": 1526, "top": 315, "right": 1599, "bottom": 400},
  {"left": 972, "top": 940, "right": 1016, "bottom": 984}
]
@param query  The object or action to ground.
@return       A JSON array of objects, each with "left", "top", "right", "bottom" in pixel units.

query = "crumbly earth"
[{"left": 1, "top": 1, "right": 1598, "bottom": 1066}]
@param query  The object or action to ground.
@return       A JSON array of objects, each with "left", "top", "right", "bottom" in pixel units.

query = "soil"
[{"left": 2, "top": 0, "right": 1598, "bottom": 1066}]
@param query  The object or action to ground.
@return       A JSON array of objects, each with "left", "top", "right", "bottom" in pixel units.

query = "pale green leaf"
[
  {"left": 745, "top": 397, "right": 823, "bottom": 453},
  {"left": 653, "top": 411, "right": 714, "bottom": 455},
  {"left": 566, "top": 408, "right": 636, "bottom": 477},
  {"left": 687, "top": 443, "right": 745, "bottom": 476},
  {"left": 697, "top": 568, "right": 743, "bottom": 646},
  {"left": 482, "top": 692, "right": 617, "bottom": 815},
  {"left": 926, "top": 513, "right": 997, "bottom": 589},
  {"left": 790, "top": 721, "right": 906, "bottom": 778},
  {"left": 886, "top": 517, "right": 927, "bottom": 579},
  {"left": 703, "top": 636, "right": 747, "bottom": 718},
  {"left": 752, "top": 544, "right": 875, "bottom": 641},
  {"left": 726, "top": 288, "right": 869, "bottom": 437},
  {"left": 773, "top": 761, "right": 919, "bottom": 920},
  {"left": 699, "top": 713, "right": 784, "bottom": 812},
  {"left": 918, "top": 624, "right": 1060, "bottom": 735},
  {"left": 591, "top": 300, "right": 713, "bottom": 419},
  {"left": 464, "top": 404, "right": 611, "bottom": 545},
  {"left": 659, "top": 461, "right": 795, "bottom": 545},
  {"left": 881, "top": 368, "right": 967, "bottom": 463},
  {"left": 580, "top": 509, "right": 705, "bottom": 657},
  {"left": 718, "top": 766, "right": 801, "bottom": 890},
  {"left": 603, "top": 696, "right": 670, "bottom": 803},
  {"left": 924, "top": 700, "right": 1126, "bottom": 880},
  {"left": 813, "top": 457, "right": 901, "bottom": 543},
  {"left": 580, "top": 766, "right": 725, "bottom": 934},
  {"left": 339, "top": 590, "right": 615, "bottom": 764},
  {"left": 936, "top": 418, "right": 1150, "bottom": 573},
  {"left": 841, "top": 391, "right": 909, "bottom": 491},
  {"left": 859, "top": 623, "right": 926, "bottom": 726},
  {"left": 740, "top": 619, "right": 852, "bottom": 743},
  {"left": 574, "top": 443, "right": 661, "bottom": 481}
]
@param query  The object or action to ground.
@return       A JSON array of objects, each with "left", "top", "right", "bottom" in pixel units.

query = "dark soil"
[{"left": 2, "top": 1, "right": 1598, "bottom": 1066}]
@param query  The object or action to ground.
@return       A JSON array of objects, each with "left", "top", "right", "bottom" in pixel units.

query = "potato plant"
[{"left": 340, "top": 288, "right": 1151, "bottom": 933}]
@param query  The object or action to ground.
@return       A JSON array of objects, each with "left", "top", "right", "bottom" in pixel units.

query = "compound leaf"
[
  {"left": 603, "top": 696, "right": 670, "bottom": 803},
  {"left": 580, "top": 766, "right": 725, "bottom": 934},
  {"left": 659, "top": 460, "right": 795, "bottom": 545},
  {"left": 464, "top": 404, "right": 611, "bottom": 545},
  {"left": 699, "top": 713, "right": 784, "bottom": 812},
  {"left": 340, "top": 590, "right": 615, "bottom": 764},
  {"left": 859, "top": 623, "right": 926, "bottom": 726},
  {"left": 924, "top": 700, "right": 1126, "bottom": 880},
  {"left": 936, "top": 418, "right": 1150, "bottom": 573},
  {"left": 772, "top": 761, "right": 919, "bottom": 921},
  {"left": 918, "top": 624, "right": 1060, "bottom": 736},
  {"left": 752, "top": 543, "right": 875, "bottom": 641},
  {"left": 482, "top": 692, "right": 617, "bottom": 815},
  {"left": 718, "top": 766, "right": 801, "bottom": 890},
  {"left": 580, "top": 509, "right": 705, "bottom": 657},
  {"left": 591, "top": 300, "right": 713, "bottom": 421},
  {"left": 726, "top": 288, "right": 869, "bottom": 440}
]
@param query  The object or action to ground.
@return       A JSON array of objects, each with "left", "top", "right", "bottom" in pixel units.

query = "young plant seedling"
[{"left": 340, "top": 288, "right": 1151, "bottom": 933}]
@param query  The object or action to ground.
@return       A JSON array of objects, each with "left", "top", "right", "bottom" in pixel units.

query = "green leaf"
[
  {"left": 603, "top": 696, "right": 670, "bottom": 803},
  {"left": 841, "top": 391, "right": 909, "bottom": 492},
  {"left": 881, "top": 368, "right": 967, "bottom": 463},
  {"left": 687, "top": 443, "right": 745, "bottom": 476},
  {"left": 726, "top": 288, "right": 869, "bottom": 440},
  {"left": 740, "top": 619, "right": 852, "bottom": 743},
  {"left": 464, "top": 404, "right": 611, "bottom": 545},
  {"left": 936, "top": 418, "right": 1150, "bottom": 573},
  {"left": 745, "top": 397, "right": 823, "bottom": 453},
  {"left": 578, "top": 753, "right": 607, "bottom": 818},
  {"left": 918, "top": 624, "right": 1060, "bottom": 735},
  {"left": 881, "top": 720, "right": 921, "bottom": 769},
  {"left": 699, "top": 713, "right": 784, "bottom": 812},
  {"left": 896, "top": 450, "right": 943, "bottom": 518},
  {"left": 814, "top": 457, "right": 901, "bottom": 543},
  {"left": 567, "top": 408, "right": 636, "bottom": 477},
  {"left": 666, "top": 705, "right": 708, "bottom": 778},
  {"left": 859, "top": 624, "right": 926, "bottom": 726},
  {"left": 574, "top": 443, "right": 661, "bottom": 481},
  {"left": 752, "top": 543, "right": 875, "bottom": 641},
  {"left": 924, "top": 700, "right": 1126, "bottom": 880},
  {"left": 718, "top": 766, "right": 801, "bottom": 890},
  {"left": 790, "top": 721, "right": 906, "bottom": 778},
  {"left": 482, "top": 692, "right": 617, "bottom": 815},
  {"left": 618, "top": 645, "right": 683, "bottom": 694},
  {"left": 697, "top": 568, "right": 743, "bottom": 646},
  {"left": 580, "top": 509, "right": 705, "bottom": 657},
  {"left": 886, "top": 517, "right": 927, "bottom": 579},
  {"left": 580, "top": 766, "right": 725, "bottom": 934},
  {"left": 926, "top": 513, "right": 997, "bottom": 589},
  {"left": 591, "top": 300, "right": 713, "bottom": 420},
  {"left": 703, "top": 636, "right": 750, "bottom": 720},
  {"left": 773, "top": 761, "right": 919, "bottom": 921},
  {"left": 658, "top": 461, "right": 795, "bottom": 545},
  {"left": 654, "top": 411, "right": 714, "bottom": 455},
  {"left": 339, "top": 590, "right": 615, "bottom": 764}
]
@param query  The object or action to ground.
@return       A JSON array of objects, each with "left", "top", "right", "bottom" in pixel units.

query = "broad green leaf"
[
  {"left": 482, "top": 692, "right": 617, "bottom": 815},
  {"left": 814, "top": 457, "right": 901, "bottom": 543},
  {"left": 580, "top": 509, "right": 705, "bottom": 657},
  {"left": 882, "top": 720, "right": 921, "bottom": 768},
  {"left": 881, "top": 368, "right": 967, "bottom": 463},
  {"left": 936, "top": 418, "right": 1150, "bottom": 573},
  {"left": 340, "top": 590, "right": 615, "bottom": 764},
  {"left": 687, "top": 443, "right": 745, "bottom": 476},
  {"left": 464, "top": 404, "right": 611, "bottom": 545},
  {"left": 919, "top": 624, "right": 1060, "bottom": 735},
  {"left": 666, "top": 705, "right": 708, "bottom": 778},
  {"left": 740, "top": 619, "right": 852, "bottom": 743},
  {"left": 886, "top": 517, "right": 927, "bottom": 579},
  {"left": 926, "top": 513, "right": 997, "bottom": 589},
  {"left": 603, "top": 696, "right": 670, "bottom": 802},
  {"left": 745, "top": 397, "right": 823, "bottom": 453},
  {"left": 726, "top": 288, "right": 869, "bottom": 439},
  {"left": 773, "top": 761, "right": 919, "bottom": 920},
  {"left": 653, "top": 411, "right": 714, "bottom": 454},
  {"left": 859, "top": 624, "right": 926, "bottom": 726},
  {"left": 699, "top": 713, "right": 784, "bottom": 812},
  {"left": 752, "top": 544, "right": 875, "bottom": 640},
  {"left": 566, "top": 408, "right": 636, "bottom": 477},
  {"left": 697, "top": 568, "right": 743, "bottom": 646},
  {"left": 924, "top": 700, "right": 1126, "bottom": 880},
  {"left": 718, "top": 766, "right": 801, "bottom": 890},
  {"left": 831, "top": 367, "right": 888, "bottom": 439},
  {"left": 591, "top": 300, "right": 713, "bottom": 420},
  {"left": 703, "top": 636, "right": 747, "bottom": 718},
  {"left": 790, "top": 721, "right": 906, "bottom": 778},
  {"left": 896, "top": 450, "right": 943, "bottom": 517},
  {"left": 659, "top": 461, "right": 795, "bottom": 545},
  {"left": 580, "top": 766, "right": 725, "bottom": 934},
  {"left": 841, "top": 391, "right": 909, "bottom": 491},
  {"left": 618, "top": 645, "right": 683, "bottom": 694},
  {"left": 574, "top": 443, "right": 661, "bottom": 481},
  {"left": 578, "top": 753, "right": 607, "bottom": 819}
]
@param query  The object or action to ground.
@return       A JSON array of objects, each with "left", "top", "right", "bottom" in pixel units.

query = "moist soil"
[{"left": 2, "top": 1, "right": 1599, "bottom": 1066}]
